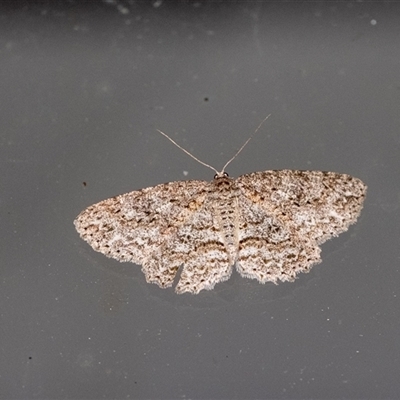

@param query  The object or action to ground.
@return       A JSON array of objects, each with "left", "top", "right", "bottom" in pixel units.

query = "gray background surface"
[{"left": 1, "top": 1, "right": 399, "bottom": 399}]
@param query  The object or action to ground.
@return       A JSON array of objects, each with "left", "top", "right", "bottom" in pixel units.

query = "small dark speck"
[
  {"left": 82, "top": 181, "right": 87, "bottom": 187},
  {"left": 204, "top": 97, "right": 209, "bottom": 102}
]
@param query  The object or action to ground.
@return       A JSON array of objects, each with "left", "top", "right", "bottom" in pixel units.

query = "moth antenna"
[
  {"left": 156, "top": 129, "right": 219, "bottom": 175},
  {"left": 221, "top": 114, "right": 271, "bottom": 173},
  {"left": 157, "top": 114, "right": 271, "bottom": 177}
]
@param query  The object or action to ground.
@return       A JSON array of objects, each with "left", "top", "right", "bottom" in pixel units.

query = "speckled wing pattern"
[{"left": 74, "top": 170, "right": 366, "bottom": 294}]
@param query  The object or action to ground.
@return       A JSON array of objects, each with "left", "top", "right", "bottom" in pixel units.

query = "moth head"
[{"left": 214, "top": 171, "right": 229, "bottom": 179}]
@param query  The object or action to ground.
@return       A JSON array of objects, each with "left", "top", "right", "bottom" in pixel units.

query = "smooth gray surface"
[{"left": 1, "top": 2, "right": 399, "bottom": 399}]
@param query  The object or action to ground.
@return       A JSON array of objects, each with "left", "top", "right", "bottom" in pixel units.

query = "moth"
[{"left": 74, "top": 116, "right": 366, "bottom": 294}]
